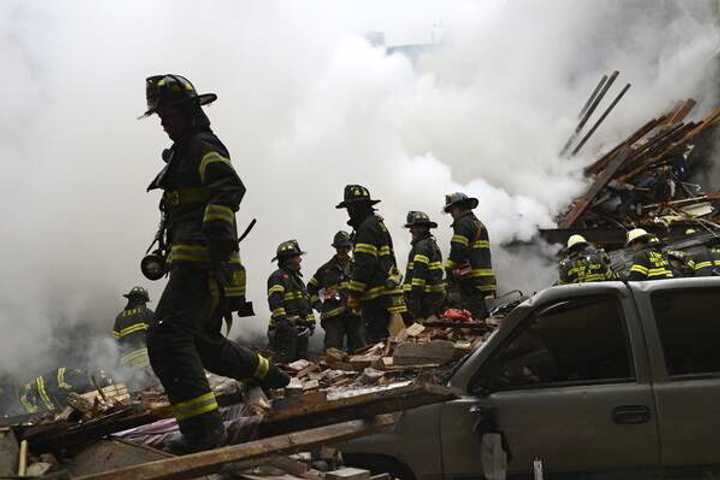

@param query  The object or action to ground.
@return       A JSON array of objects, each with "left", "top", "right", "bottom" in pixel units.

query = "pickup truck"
[{"left": 342, "top": 278, "right": 720, "bottom": 479}]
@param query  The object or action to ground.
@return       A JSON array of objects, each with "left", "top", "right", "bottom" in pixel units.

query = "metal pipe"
[
  {"left": 572, "top": 82, "right": 631, "bottom": 156},
  {"left": 578, "top": 74, "right": 607, "bottom": 119},
  {"left": 560, "top": 70, "right": 619, "bottom": 157}
]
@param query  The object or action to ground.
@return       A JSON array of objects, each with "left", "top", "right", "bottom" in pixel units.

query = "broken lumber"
[
  {"left": 559, "top": 144, "right": 632, "bottom": 228},
  {"left": 0, "top": 428, "right": 18, "bottom": 477},
  {"left": 393, "top": 340, "right": 456, "bottom": 366},
  {"left": 74, "top": 415, "right": 396, "bottom": 480},
  {"left": 18, "top": 390, "right": 243, "bottom": 453},
  {"left": 260, "top": 382, "right": 454, "bottom": 438}
]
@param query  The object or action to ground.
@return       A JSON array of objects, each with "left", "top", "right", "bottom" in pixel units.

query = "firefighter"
[
  {"left": 558, "top": 235, "right": 614, "bottom": 284},
  {"left": 336, "top": 185, "right": 405, "bottom": 343},
  {"left": 141, "top": 74, "right": 288, "bottom": 454},
  {"left": 113, "top": 286, "right": 155, "bottom": 389},
  {"left": 18, "top": 368, "right": 111, "bottom": 414},
  {"left": 443, "top": 192, "right": 496, "bottom": 319},
  {"left": 267, "top": 240, "right": 316, "bottom": 362},
  {"left": 307, "top": 231, "right": 366, "bottom": 352},
  {"left": 402, "top": 211, "right": 446, "bottom": 321},
  {"left": 689, "top": 229, "right": 720, "bottom": 276},
  {"left": 626, "top": 228, "right": 673, "bottom": 280}
]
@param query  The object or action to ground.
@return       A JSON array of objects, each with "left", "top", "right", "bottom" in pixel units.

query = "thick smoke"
[{"left": 0, "top": 1, "right": 717, "bottom": 380}]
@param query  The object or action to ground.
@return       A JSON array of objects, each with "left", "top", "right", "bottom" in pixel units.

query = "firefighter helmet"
[
  {"left": 404, "top": 210, "right": 438, "bottom": 229},
  {"left": 331, "top": 231, "right": 353, "bottom": 248},
  {"left": 335, "top": 185, "right": 381, "bottom": 209},
  {"left": 626, "top": 228, "right": 650, "bottom": 246},
  {"left": 443, "top": 192, "right": 479, "bottom": 213},
  {"left": 140, "top": 74, "right": 217, "bottom": 119},
  {"left": 685, "top": 228, "right": 698, "bottom": 236},
  {"left": 123, "top": 286, "right": 150, "bottom": 302},
  {"left": 272, "top": 239, "right": 306, "bottom": 262},
  {"left": 566, "top": 234, "right": 588, "bottom": 250}
]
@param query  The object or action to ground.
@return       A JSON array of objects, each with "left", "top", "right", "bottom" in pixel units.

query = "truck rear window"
[{"left": 652, "top": 288, "right": 720, "bottom": 376}]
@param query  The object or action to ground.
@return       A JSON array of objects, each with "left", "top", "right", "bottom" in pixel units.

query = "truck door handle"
[{"left": 612, "top": 405, "right": 650, "bottom": 424}]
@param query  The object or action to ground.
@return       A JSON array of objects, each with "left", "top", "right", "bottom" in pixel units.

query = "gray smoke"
[{"left": 0, "top": 0, "right": 718, "bottom": 380}]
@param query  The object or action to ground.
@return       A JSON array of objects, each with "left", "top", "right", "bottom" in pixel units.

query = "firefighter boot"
[{"left": 165, "top": 412, "right": 227, "bottom": 455}]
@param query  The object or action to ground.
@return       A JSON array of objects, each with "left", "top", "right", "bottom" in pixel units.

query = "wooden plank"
[
  {"left": 559, "top": 145, "right": 632, "bottom": 228},
  {"left": 74, "top": 415, "right": 396, "bottom": 480},
  {"left": 19, "top": 391, "right": 243, "bottom": 453},
  {"left": 393, "top": 341, "right": 456, "bottom": 366},
  {"left": 259, "top": 382, "right": 454, "bottom": 438},
  {"left": 0, "top": 429, "right": 18, "bottom": 477},
  {"left": 583, "top": 115, "right": 666, "bottom": 175},
  {"left": 666, "top": 98, "right": 696, "bottom": 126},
  {"left": 326, "top": 467, "right": 371, "bottom": 480}
]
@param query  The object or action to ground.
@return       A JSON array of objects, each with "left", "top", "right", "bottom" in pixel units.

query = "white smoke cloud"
[{"left": 0, "top": 0, "right": 717, "bottom": 377}]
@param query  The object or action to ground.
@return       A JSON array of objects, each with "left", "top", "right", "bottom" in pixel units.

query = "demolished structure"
[
  {"left": 2, "top": 68, "right": 720, "bottom": 478},
  {"left": 0, "top": 311, "right": 495, "bottom": 478}
]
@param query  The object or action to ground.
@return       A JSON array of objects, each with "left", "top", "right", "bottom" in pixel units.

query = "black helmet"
[
  {"left": 332, "top": 231, "right": 353, "bottom": 248},
  {"left": 335, "top": 185, "right": 381, "bottom": 209},
  {"left": 272, "top": 240, "right": 306, "bottom": 262},
  {"left": 443, "top": 192, "right": 479, "bottom": 213},
  {"left": 404, "top": 210, "right": 438, "bottom": 229},
  {"left": 123, "top": 286, "right": 150, "bottom": 302},
  {"left": 139, "top": 74, "right": 217, "bottom": 119}
]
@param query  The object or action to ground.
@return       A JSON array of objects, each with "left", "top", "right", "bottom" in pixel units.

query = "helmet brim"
[
  {"left": 332, "top": 242, "right": 353, "bottom": 248},
  {"left": 626, "top": 233, "right": 650, "bottom": 246},
  {"left": 443, "top": 197, "right": 479, "bottom": 213},
  {"left": 335, "top": 198, "right": 381, "bottom": 209},
  {"left": 138, "top": 92, "right": 218, "bottom": 120},
  {"left": 271, "top": 251, "right": 307, "bottom": 262},
  {"left": 404, "top": 221, "right": 438, "bottom": 229}
]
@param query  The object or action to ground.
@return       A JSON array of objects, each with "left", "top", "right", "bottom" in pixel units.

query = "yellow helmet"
[
  {"left": 566, "top": 234, "right": 588, "bottom": 249},
  {"left": 626, "top": 228, "right": 650, "bottom": 246}
]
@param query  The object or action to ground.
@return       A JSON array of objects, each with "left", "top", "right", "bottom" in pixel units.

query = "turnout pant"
[
  {"left": 361, "top": 301, "right": 391, "bottom": 343},
  {"left": 459, "top": 282, "right": 488, "bottom": 320},
  {"left": 147, "top": 264, "right": 269, "bottom": 436},
  {"left": 322, "top": 313, "right": 366, "bottom": 353},
  {"left": 268, "top": 321, "right": 309, "bottom": 364}
]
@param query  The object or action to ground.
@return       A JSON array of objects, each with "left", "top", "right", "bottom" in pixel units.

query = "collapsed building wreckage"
[
  {"left": 0, "top": 312, "right": 493, "bottom": 479},
  {"left": 541, "top": 70, "right": 720, "bottom": 274},
  {"left": 3, "top": 72, "right": 720, "bottom": 479}
]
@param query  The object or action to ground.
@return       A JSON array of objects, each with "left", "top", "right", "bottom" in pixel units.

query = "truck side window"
[
  {"left": 651, "top": 288, "right": 720, "bottom": 376},
  {"left": 473, "top": 296, "right": 634, "bottom": 393}
]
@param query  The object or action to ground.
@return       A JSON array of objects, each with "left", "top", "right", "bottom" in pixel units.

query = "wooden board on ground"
[
  {"left": 326, "top": 467, "right": 371, "bottom": 480},
  {"left": 260, "top": 382, "right": 454, "bottom": 438},
  {"left": 392, "top": 340, "right": 456, "bottom": 366},
  {"left": 74, "top": 415, "right": 396, "bottom": 480},
  {"left": 18, "top": 390, "right": 243, "bottom": 453},
  {"left": 0, "top": 428, "right": 18, "bottom": 477}
]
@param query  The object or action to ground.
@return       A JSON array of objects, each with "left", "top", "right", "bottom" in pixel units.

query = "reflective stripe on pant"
[
  {"left": 147, "top": 264, "right": 264, "bottom": 434},
  {"left": 120, "top": 347, "right": 151, "bottom": 368}
]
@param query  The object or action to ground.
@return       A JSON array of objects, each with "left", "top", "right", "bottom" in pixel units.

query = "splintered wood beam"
[
  {"left": 259, "top": 382, "right": 455, "bottom": 437},
  {"left": 666, "top": 98, "right": 697, "bottom": 126},
  {"left": 583, "top": 115, "right": 667, "bottom": 175},
  {"left": 75, "top": 415, "right": 396, "bottom": 480},
  {"left": 559, "top": 145, "right": 632, "bottom": 228}
]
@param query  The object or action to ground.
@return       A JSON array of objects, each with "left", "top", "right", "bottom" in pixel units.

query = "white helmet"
[
  {"left": 626, "top": 228, "right": 650, "bottom": 246},
  {"left": 566, "top": 234, "right": 588, "bottom": 249}
]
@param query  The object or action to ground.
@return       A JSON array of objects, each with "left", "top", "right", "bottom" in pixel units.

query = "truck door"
[
  {"left": 636, "top": 284, "right": 720, "bottom": 478},
  {"left": 440, "top": 292, "right": 660, "bottom": 479}
]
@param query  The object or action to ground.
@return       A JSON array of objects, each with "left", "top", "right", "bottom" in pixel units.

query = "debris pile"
[
  {"left": 0, "top": 310, "right": 499, "bottom": 478},
  {"left": 542, "top": 94, "right": 720, "bottom": 251}
]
